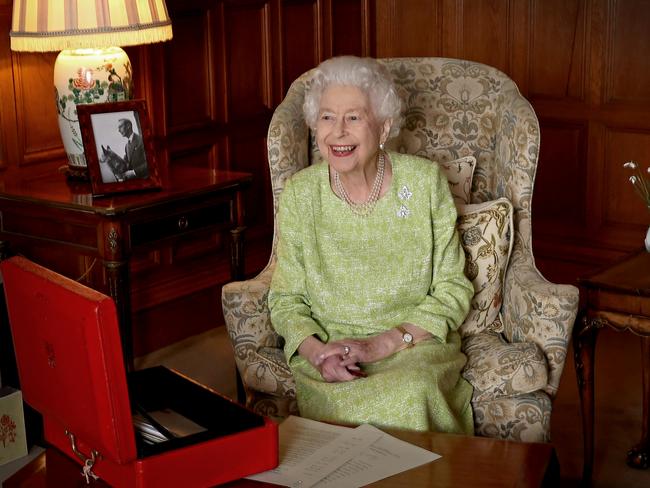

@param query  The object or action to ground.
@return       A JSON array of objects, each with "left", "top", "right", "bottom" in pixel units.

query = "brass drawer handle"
[{"left": 177, "top": 216, "right": 189, "bottom": 230}]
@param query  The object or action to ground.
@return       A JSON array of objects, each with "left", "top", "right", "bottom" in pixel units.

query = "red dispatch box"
[{"left": 1, "top": 256, "right": 278, "bottom": 487}]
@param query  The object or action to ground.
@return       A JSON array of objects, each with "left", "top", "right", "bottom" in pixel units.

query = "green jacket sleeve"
[
  {"left": 402, "top": 163, "right": 474, "bottom": 343},
  {"left": 268, "top": 178, "right": 328, "bottom": 361}
]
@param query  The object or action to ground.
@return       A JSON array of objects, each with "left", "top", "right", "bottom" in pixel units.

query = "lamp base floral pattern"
[{"left": 54, "top": 47, "right": 133, "bottom": 172}]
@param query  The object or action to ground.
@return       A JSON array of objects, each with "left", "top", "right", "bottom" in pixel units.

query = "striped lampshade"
[{"left": 10, "top": 0, "right": 173, "bottom": 52}]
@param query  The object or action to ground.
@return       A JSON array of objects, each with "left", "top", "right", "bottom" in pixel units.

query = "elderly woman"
[{"left": 268, "top": 56, "right": 474, "bottom": 434}]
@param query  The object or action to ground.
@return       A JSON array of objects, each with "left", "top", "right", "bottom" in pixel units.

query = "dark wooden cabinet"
[{"left": 0, "top": 162, "right": 251, "bottom": 359}]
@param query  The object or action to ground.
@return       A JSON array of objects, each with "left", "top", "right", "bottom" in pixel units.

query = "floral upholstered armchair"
[{"left": 222, "top": 58, "right": 579, "bottom": 443}]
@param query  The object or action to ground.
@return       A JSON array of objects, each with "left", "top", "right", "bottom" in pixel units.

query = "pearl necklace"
[{"left": 333, "top": 152, "right": 385, "bottom": 217}]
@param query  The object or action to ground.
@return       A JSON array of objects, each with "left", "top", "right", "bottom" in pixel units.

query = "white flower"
[
  {"left": 398, "top": 185, "right": 413, "bottom": 200},
  {"left": 623, "top": 160, "right": 650, "bottom": 208},
  {"left": 397, "top": 205, "right": 410, "bottom": 218}
]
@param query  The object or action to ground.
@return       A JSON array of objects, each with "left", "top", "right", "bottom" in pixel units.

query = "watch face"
[{"left": 403, "top": 332, "right": 413, "bottom": 344}]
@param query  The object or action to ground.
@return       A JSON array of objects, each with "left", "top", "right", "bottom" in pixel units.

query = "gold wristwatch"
[{"left": 396, "top": 325, "right": 414, "bottom": 347}]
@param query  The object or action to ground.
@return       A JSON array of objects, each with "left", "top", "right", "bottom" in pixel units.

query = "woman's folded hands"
[{"left": 298, "top": 325, "right": 431, "bottom": 383}]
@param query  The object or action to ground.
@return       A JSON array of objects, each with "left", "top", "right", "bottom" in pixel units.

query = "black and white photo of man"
[
  {"left": 118, "top": 118, "right": 148, "bottom": 179},
  {"left": 91, "top": 111, "right": 149, "bottom": 183}
]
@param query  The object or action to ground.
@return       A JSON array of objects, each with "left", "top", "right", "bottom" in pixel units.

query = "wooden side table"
[
  {"left": 0, "top": 163, "right": 252, "bottom": 369},
  {"left": 573, "top": 250, "right": 650, "bottom": 483}
]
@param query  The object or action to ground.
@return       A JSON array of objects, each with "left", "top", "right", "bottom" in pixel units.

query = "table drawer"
[
  {"left": 130, "top": 201, "right": 232, "bottom": 247},
  {"left": 589, "top": 289, "right": 650, "bottom": 317}
]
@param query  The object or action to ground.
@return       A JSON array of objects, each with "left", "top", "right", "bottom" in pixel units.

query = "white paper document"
[{"left": 247, "top": 415, "right": 441, "bottom": 488}]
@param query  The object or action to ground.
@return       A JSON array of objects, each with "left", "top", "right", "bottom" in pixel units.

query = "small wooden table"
[
  {"left": 573, "top": 250, "right": 650, "bottom": 483},
  {"left": 6, "top": 432, "right": 558, "bottom": 487},
  {"left": 0, "top": 163, "right": 251, "bottom": 368}
]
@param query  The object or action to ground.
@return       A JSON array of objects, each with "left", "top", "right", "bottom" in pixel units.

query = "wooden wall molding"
[
  {"left": 528, "top": 0, "right": 588, "bottom": 102},
  {"left": 7, "top": 51, "right": 63, "bottom": 167},
  {"left": 0, "top": 3, "right": 14, "bottom": 170},
  {"left": 604, "top": 0, "right": 650, "bottom": 107}
]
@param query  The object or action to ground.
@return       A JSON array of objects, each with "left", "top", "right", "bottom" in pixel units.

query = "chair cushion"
[
  {"left": 462, "top": 332, "right": 548, "bottom": 403},
  {"left": 437, "top": 155, "right": 476, "bottom": 206},
  {"left": 457, "top": 198, "right": 513, "bottom": 337}
]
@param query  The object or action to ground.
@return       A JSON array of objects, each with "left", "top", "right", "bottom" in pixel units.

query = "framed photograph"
[{"left": 78, "top": 100, "right": 162, "bottom": 196}]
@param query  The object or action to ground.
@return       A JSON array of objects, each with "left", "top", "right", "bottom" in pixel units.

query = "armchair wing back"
[{"left": 222, "top": 57, "right": 579, "bottom": 442}]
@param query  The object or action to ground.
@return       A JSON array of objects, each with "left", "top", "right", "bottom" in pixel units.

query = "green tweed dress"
[{"left": 268, "top": 152, "right": 475, "bottom": 434}]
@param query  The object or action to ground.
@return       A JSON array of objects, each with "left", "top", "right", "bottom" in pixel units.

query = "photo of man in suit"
[{"left": 118, "top": 118, "right": 148, "bottom": 179}]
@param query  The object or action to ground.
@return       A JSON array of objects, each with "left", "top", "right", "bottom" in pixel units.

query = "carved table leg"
[
  {"left": 104, "top": 259, "right": 133, "bottom": 372},
  {"left": 627, "top": 336, "right": 650, "bottom": 469},
  {"left": 573, "top": 312, "right": 601, "bottom": 485}
]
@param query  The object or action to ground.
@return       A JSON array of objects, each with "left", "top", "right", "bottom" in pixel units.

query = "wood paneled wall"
[
  {"left": 374, "top": 0, "right": 650, "bottom": 280},
  {"left": 1, "top": 0, "right": 649, "bottom": 346},
  {"left": 157, "top": 0, "right": 376, "bottom": 241}
]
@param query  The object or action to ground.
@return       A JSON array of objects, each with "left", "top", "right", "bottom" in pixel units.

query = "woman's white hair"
[{"left": 303, "top": 56, "right": 403, "bottom": 139}]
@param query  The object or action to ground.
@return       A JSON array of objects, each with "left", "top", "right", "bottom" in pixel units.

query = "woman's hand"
[
  {"left": 321, "top": 323, "right": 433, "bottom": 366},
  {"left": 319, "top": 355, "right": 362, "bottom": 382},
  {"left": 298, "top": 336, "right": 362, "bottom": 382},
  {"left": 324, "top": 332, "right": 401, "bottom": 366},
  {"left": 297, "top": 335, "right": 327, "bottom": 369}
]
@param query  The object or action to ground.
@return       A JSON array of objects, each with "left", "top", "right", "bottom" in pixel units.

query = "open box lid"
[{"left": 1, "top": 256, "right": 137, "bottom": 463}]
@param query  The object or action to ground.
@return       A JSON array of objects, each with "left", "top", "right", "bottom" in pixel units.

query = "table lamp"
[{"left": 10, "top": 0, "right": 173, "bottom": 179}]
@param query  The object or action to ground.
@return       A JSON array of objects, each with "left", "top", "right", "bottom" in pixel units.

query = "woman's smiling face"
[{"left": 316, "top": 84, "right": 390, "bottom": 176}]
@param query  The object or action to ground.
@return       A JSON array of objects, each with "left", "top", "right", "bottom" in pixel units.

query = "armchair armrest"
[
  {"left": 501, "top": 249, "right": 579, "bottom": 397},
  {"left": 222, "top": 265, "right": 279, "bottom": 347},
  {"left": 222, "top": 263, "right": 297, "bottom": 402}
]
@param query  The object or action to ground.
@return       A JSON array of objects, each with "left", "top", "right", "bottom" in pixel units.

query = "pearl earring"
[{"left": 379, "top": 142, "right": 385, "bottom": 151}]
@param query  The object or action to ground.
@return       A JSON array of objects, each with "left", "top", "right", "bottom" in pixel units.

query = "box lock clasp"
[{"left": 65, "top": 430, "right": 102, "bottom": 484}]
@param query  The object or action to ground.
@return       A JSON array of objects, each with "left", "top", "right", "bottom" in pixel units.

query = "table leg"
[
  {"left": 573, "top": 313, "right": 600, "bottom": 485},
  {"left": 104, "top": 259, "right": 133, "bottom": 372},
  {"left": 627, "top": 336, "right": 650, "bottom": 469}
]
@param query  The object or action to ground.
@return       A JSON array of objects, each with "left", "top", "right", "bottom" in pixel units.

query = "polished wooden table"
[
  {"left": 6, "top": 431, "right": 558, "bottom": 487},
  {"left": 573, "top": 250, "right": 650, "bottom": 483},
  {"left": 0, "top": 164, "right": 251, "bottom": 368}
]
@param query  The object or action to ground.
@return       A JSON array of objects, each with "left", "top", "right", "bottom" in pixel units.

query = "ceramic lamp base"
[{"left": 54, "top": 47, "right": 132, "bottom": 176}]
